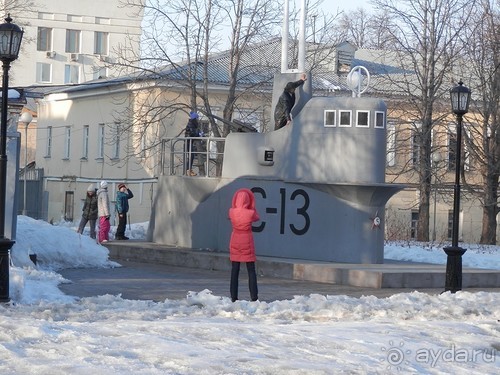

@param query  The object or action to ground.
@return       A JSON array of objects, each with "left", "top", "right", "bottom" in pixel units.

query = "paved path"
[{"left": 58, "top": 260, "right": 481, "bottom": 303}]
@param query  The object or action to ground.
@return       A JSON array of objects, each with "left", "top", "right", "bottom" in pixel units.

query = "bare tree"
[
  {"left": 2, "top": 0, "right": 39, "bottom": 40},
  {"left": 286, "top": 1, "right": 343, "bottom": 72},
  {"left": 336, "top": 8, "right": 393, "bottom": 49},
  {"left": 459, "top": 0, "right": 500, "bottom": 244},
  {"left": 0, "top": 0, "right": 37, "bottom": 16},
  {"left": 371, "top": 0, "right": 477, "bottom": 241},
  {"left": 1, "top": 0, "right": 39, "bottom": 84},
  {"left": 111, "top": 0, "right": 341, "bottom": 166},
  {"left": 113, "top": 0, "right": 283, "bottom": 163}
]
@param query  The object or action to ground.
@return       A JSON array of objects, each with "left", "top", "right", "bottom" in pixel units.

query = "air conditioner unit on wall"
[
  {"left": 70, "top": 53, "right": 79, "bottom": 62},
  {"left": 46, "top": 51, "right": 56, "bottom": 58}
]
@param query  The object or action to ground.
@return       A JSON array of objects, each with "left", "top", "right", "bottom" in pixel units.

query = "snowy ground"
[{"left": 0, "top": 216, "right": 498, "bottom": 374}]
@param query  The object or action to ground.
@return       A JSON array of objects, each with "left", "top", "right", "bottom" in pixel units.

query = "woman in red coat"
[{"left": 229, "top": 188, "right": 260, "bottom": 302}]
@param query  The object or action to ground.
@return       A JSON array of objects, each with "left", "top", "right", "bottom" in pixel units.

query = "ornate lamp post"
[
  {"left": 0, "top": 15, "right": 24, "bottom": 302},
  {"left": 443, "top": 81, "right": 471, "bottom": 293},
  {"left": 19, "top": 111, "right": 32, "bottom": 216}
]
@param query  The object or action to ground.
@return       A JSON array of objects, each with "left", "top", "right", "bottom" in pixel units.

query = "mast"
[{"left": 281, "top": 0, "right": 307, "bottom": 73}]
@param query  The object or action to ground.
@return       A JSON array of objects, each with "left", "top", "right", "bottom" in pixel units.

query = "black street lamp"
[
  {"left": 0, "top": 15, "right": 23, "bottom": 303},
  {"left": 443, "top": 80, "right": 471, "bottom": 293}
]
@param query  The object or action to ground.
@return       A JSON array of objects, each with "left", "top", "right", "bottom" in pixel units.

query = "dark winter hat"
[
  {"left": 118, "top": 183, "right": 126, "bottom": 190},
  {"left": 285, "top": 82, "right": 296, "bottom": 91}
]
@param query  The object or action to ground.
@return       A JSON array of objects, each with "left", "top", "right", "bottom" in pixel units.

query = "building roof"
[{"left": 22, "top": 39, "right": 412, "bottom": 98}]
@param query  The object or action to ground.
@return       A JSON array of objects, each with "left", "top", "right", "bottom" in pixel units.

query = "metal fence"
[
  {"left": 160, "top": 136, "right": 226, "bottom": 177},
  {"left": 17, "top": 167, "right": 45, "bottom": 219}
]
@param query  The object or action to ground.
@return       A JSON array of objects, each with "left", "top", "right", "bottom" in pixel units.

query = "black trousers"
[
  {"left": 116, "top": 213, "right": 127, "bottom": 237},
  {"left": 230, "top": 261, "right": 258, "bottom": 302}
]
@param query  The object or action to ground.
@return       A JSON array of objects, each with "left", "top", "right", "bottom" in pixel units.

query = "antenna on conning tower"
[{"left": 281, "top": 0, "right": 306, "bottom": 73}]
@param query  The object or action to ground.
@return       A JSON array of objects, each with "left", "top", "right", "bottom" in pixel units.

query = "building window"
[
  {"left": 37, "top": 27, "right": 52, "bottom": 51},
  {"left": 64, "top": 191, "right": 74, "bottom": 222},
  {"left": 410, "top": 122, "right": 422, "bottom": 168},
  {"left": 98, "top": 124, "right": 105, "bottom": 159},
  {"left": 46, "top": 126, "right": 52, "bottom": 157},
  {"left": 65, "top": 29, "right": 81, "bottom": 53},
  {"left": 356, "top": 111, "right": 369, "bottom": 127},
  {"left": 411, "top": 210, "right": 419, "bottom": 239},
  {"left": 82, "top": 125, "right": 89, "bottom": 159},
  {"left": 36, "top": 62, "right": 52, "bottom": 83},
  {"left": 375, "top": 111, "right": 385, "bottom": 129},
  {"left": 112, "top": 123, "right": 120, "bottom": 159},
  {"left": 386, "top": 122, "right": 396, "bottom": 167},
  {"left": 447, "top": 123, "right": 471, "bottom": 172},
  {"left": 64, "top": 64, "right": 80, "bottom": 84},
  {"left": 464, "top": 126, "right": 471, "bottom": 171},
  {"left": 339, "top": 110, "right": 352, "bottom": 127},
  {"left": 447, "top": 210, "right": 453, "bottom": 240},
  {"left": 324, "top": 110, "right": 336, "bottom": 127},
  {"left": 64, "top": 126, "right": 71, "bottom": 159},
  {"left": 94, "top": 32, "right": 109, "bottom": 55}
]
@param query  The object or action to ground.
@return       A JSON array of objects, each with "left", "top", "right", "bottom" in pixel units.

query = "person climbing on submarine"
[{"left": 273, "top": 72, "right": 307, "bottom": 130}]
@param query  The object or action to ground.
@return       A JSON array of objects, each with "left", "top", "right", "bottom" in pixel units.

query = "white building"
[{"left": 12, "top": 0, "right": 143, "bottom": 86}]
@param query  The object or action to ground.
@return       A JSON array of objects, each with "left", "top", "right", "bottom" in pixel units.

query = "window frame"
[
  {"left": 64, "top": 64, "right": 80, "bottom": 84},
  {"left": 339, "top": 110, "right": 352, "bottom": 127},
  {"left": 375, "top": 111, "right": 385, "bottom": 129},
  {"left": 97, "top": 124, "right": 105, "bottom": 159},
  {"left": 82, "top": 125, "right": 89, "bottom": 159},
  {"left": 65, "top": 29, "right": 81, "bottom": 53},
  {"left": 386, "top": 121, "right": 396, "bottom": 167},
  {"left": 94, "top": 31, "right": 109, "bottom": 55},
  {"left": 112, "top": 123, "right": 120, "bottom": 159},
  {"left": 36, "top": 62, "right": 52, "bottom": 83},
  {"left": 63, "top": 126, "right": 71, "bottom": 159},
  {"left": 411, "top": 210, "right": 419, "bottom": 239},
  {"left": 324, "top": 110, "right": 336, "bottom": 127},
  {"left": 355, "top": 110, "right": 370, "bottom": 128},
  {"left": 37, "top": 27, "right": 52, "bottom": 51}
]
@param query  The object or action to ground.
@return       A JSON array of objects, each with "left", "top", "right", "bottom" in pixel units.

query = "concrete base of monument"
[{"left": 103, "top": 241, "right": 500, "bottom": 289}]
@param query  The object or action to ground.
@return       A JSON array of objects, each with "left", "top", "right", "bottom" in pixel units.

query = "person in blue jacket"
[{"left": 115, "top": 183, "right": 134, "bottom": 240}]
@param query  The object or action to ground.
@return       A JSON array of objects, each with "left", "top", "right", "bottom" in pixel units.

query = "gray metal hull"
[{"left": 148, "top": 176, "right": 402, "bottom": 264}]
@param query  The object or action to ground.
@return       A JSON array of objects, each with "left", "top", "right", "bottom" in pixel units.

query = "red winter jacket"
[{"left": 229, "top": 189, "right": 260, "bottom": 262}]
